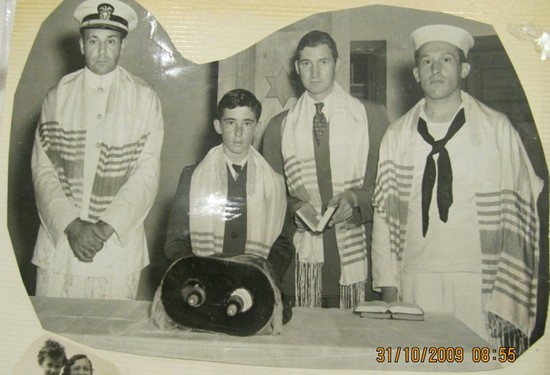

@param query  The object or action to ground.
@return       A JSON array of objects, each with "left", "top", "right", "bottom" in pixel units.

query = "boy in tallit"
[
  {"left": 165, "top": 89, "right": 293, "bottom": 280},
  {"left": 372, "top": 24, "right": 542, "bottom": 353}
]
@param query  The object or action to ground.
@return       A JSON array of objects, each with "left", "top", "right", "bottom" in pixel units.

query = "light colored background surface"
[{"left": 1, "top": 0, "right": 549, "bottom": 374}]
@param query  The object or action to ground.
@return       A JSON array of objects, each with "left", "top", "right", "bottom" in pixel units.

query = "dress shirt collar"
[
  {"left": 305, "top": 89, "right": 332, "bottom": 118},
  {"left": 224, "top": 153, "right": 248, "bottom": 180}
]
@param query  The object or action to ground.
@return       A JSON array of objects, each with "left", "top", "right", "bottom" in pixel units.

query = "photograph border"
[{"left": 1, "top": 0, "right": 549, "bottom": 374}]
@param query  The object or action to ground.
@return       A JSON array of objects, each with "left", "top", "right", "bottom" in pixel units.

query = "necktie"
[
  {"left": 232, "top": 164, "right": 242, "bottom": 176},
  {"left": 417, "top": 108, "right": 466, "bottom": 237},
  {"left": 313, "top": 102, "right": 328, "bottom": 144},
  {"left": 226, "top": 163, "right": 245, "bottom": 221}
]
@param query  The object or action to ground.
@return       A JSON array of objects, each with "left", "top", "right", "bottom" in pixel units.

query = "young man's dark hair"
[
  {"left": 294, "top": 30, "right": 339, "bottom": 62},
  {"left": 216, "top": 88, "right": 262, "bottom": 121}
]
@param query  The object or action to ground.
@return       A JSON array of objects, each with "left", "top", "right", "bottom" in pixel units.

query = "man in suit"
[{"left": 262, "top": 30, "right": 389, "bottom": 308}]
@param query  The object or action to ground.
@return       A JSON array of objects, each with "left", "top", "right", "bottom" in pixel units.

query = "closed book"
[{"left": 354, "top": 301, "right": 424, "bottom": 321}]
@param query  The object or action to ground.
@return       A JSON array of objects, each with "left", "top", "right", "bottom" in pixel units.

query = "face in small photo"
[
  {"left": 37, "top": 339, "right": 67, "bottom": 375},
  {"left": 12, "top": 335, "right": 120, "bottom": 375},
  {"left": 40, "top": 356, "right": 65, "bottom": 375},
  {"left": 63, "top": 354, "right": 93, "bottom": 375}
]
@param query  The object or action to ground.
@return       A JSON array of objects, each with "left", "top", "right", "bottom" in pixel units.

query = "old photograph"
[
  {"left": 3, "top": 0, "right": 548, "bottom": 373},
  {"left": 12, "top": 334, "right": 121, "bottom": 375}
]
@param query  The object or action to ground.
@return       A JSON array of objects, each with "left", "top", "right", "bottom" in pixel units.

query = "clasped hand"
[{"left": 65, "top": 219, "right": 114, "bottom": 262}]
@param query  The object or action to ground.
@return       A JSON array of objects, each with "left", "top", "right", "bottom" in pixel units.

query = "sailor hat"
[
  {"left": 74, "top": 0, "right": 138, "bottom": 35},
  {"left": 411, "top": 24, "right": 475, "bottom": 57}
]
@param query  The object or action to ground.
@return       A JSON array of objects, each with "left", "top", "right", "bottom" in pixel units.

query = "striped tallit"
[
  {"left": 189, "top": 145, "right": 286, "bottom": 258},
  {"left": 33, "top": 66, "right": 163, "bottom": 277},
  {"left": 373, "top": 91, "right": 542, "bottom": 347},
  {"left": 281, "top": 83, "right": 370, "bottom": 308},
  {"left": 38, "top": 66, "right": 155, "bottom": 223}
]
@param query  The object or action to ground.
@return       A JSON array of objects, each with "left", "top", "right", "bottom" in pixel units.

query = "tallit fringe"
[
  {"left": 340, "top": 281, "right": 365, "bottom": 310},
  {"left": 486, "top": 313, "right": 529, "bottom": 356},
  {"left": 296, "top": 260, "right": 323, "bottom": 308}
]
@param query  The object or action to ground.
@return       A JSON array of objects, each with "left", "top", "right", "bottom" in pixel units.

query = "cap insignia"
[{"left": 97, "top": 3, "right": 114, "bottom": 21}]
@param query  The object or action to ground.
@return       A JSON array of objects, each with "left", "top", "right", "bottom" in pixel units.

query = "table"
[{"left": 31, "top": 297, "right": 501, "bottom": 371}]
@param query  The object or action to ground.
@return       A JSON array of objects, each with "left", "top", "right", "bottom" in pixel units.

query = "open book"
[
  {"left": 296, "top": 204, "right": 336, "bottom": 233},
  {"left": 354, "top": 301, "right": 425, "bottom": 321}
]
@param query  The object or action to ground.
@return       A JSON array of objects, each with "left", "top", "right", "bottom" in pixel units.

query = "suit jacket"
[
  {"left": 260, "top": 99, "right": 389, "bottom": 296},
  {"left": 164, "top": 162, "right": 295, "bottom": 282}
]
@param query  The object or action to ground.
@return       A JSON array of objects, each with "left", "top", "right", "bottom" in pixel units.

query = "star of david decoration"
[{"left": 265, "top": 66, "right": 297, "bottom": 107}]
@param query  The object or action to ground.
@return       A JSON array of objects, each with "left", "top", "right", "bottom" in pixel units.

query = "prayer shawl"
[
  {"left": 39, "top": 67, "right": 156, "bottom": 221},
  {"left": 281, "top": 82, "right": 370, "bottom": 308},
  {"left": 373, "top": 91, "right": 542, "bottom": 347},
  {"left": 189, "top": 145, "right": 286, "bottom": 258},
  {"left": 33, "top": 66, "right": 163, "bottom": 276}
]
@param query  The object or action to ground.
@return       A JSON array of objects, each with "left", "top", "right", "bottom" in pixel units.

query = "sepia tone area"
[
  {"left": 8, "top": 0, "right": 218, "bottom": 299},
  {"left": 3, "top": 0, "right": 549, "bottom": 373}
]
